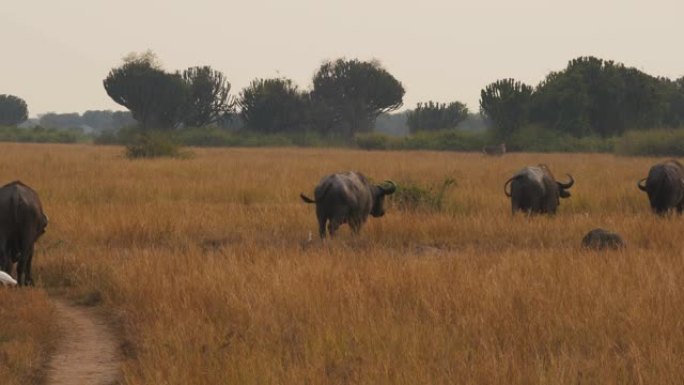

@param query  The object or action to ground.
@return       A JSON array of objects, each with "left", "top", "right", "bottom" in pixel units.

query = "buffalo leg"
[
  {"left": 318, "top": 218, "right": 327, "bottom": 239},
  {"left": 16, "top": 255, "right": 26, "bottom": 286},
  {"left": 25, "top": 248, "right": 34, "bottom": 286},
  {"left": 316, "top": 210, "right": 328, "bottom": 239},
  {"left": 0, "top": 240, "right": 9, "bottom": 274},
  {"left": 328, "top": 218, "right": 342, "bottom": 237},
  {"left": 17, "top": 243, "right": 34, "bottom": 286}
]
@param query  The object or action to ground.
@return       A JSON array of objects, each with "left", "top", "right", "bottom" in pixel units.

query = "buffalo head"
[{"left": 370, "top": 180, "right": 397, "bottom": 217}]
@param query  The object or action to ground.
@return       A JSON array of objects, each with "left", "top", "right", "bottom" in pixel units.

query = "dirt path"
[{"left": 45, "top": 299, "right": 122, "bottom": 385}]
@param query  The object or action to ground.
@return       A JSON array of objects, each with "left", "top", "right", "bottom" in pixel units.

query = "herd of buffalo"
[{"left": 1, "top": 159, "right": 683, "bottom": 286}]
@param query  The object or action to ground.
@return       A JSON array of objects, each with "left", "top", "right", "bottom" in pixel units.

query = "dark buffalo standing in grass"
[
  {"left": 637, "top": 160, "right": 684, "bottom": 215},
  {"left": 504, "top": 165, "right": 574, "bottom": 215},
  {"left": 0, "top": 181, "right": 48, "bottom": 286},
  {"left": 301, "top": 172, "right": 396, "bottom": 238}
]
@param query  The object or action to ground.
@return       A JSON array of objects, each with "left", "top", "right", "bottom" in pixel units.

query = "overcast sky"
[{"left": 1, "top": 0, "right": 683, "bottom": 117}]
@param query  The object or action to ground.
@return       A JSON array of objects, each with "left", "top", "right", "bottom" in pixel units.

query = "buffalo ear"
[{"left": 559, "top": 189, "right": 571, "bottom": 198}]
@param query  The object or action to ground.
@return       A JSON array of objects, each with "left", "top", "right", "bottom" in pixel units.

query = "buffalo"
[
  {"left": 0, "top": 181, "right": 48, "bottom": 286},
  {"left": 300, "top": 172, "right": 396, "bottom": 238},
  {"left": 504, "top": 164, "right": 574, "bottom": 215},
  {"left": 637, "top": 160, "right": 684, "bottom": 215}
]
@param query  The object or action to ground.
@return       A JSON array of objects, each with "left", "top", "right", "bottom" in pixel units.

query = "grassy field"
[{"left": 1, "top": 143, "right": 684, "bottom": 384}]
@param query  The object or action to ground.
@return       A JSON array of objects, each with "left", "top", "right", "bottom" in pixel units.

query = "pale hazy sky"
[{"left": 1, "top": 0, "right": 683, "bottom": 117}]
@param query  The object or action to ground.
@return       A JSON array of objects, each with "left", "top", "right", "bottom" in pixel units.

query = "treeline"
[
  {"left": 2, "top": 54, "right": 684, "bottom": 156},
  {"left": 35, "top": 110, "right": 135, "bottom": 133},
  {"left": 480, "top": 57, "right": 684, "bottom": 141},
  {"left": 101, "top": 51, "right": 405, "bottom": 140}
]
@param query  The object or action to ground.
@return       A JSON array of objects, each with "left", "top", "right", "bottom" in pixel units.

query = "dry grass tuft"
[
  {"left": 1, "top": 143, "right": 684, "bottom": 384},
  {"left": 0, "top": 289, "right": 58, "bottom": 385}
]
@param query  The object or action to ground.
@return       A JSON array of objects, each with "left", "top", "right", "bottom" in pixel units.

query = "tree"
[
  {"left": 530, "top": 70, "right": 591, "bottom": 136},
  {"left": 182, "top": 66, "right": 233, "bottom": 127},
  {"left": 238, "top": 78, "right": 308, "bottom": 133},
  {"left": 663, "top": 77, "right": 684, "bottom": 127},
  {"left": 103, "top": 52, "right": 189, "bottom": 130},
  {"left": 0, "top": 94, "right": 28, "bottom": 126},
  {"left": 39, "top": 112, "right": 82, "bottom": 129},
  {"left": 529, "top": 57, "right": 673, "bottom": 137},
  {"left": 82, "top": 110, "right": 136, "bottom": 131},
  {"left": 406, "top": 101, "right": 468, "bottom": 133},
  {"left": 480, "top": 79, "right": 533, "bottom": 139},
  {"left": 311, "top": 58, "right": 404, "bottom": 136}
]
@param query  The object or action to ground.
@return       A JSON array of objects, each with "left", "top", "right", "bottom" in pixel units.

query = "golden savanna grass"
[{"left": 2, "top": 143, "right": 684, "bottom": 384}]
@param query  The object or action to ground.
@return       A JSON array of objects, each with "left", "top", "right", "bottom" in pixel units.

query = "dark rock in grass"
[{"left": 581, "top": 228, "right": 626, "bottom": 250}]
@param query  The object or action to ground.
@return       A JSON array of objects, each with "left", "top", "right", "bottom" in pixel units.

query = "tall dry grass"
[{"left": 1, "top": 143, "right": 684, "bottom": 384}]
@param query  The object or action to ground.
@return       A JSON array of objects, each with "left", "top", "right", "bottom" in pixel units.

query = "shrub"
[
  {"left": 508, "top": 125, "right": 615, "bottom": 153},
  {"left": 391, "top": 177, "right": 456, "bottom": 212},
  {"left": 615, "top": 129, "right": 684, "bottom": 156},
  {"left": 93, "top": 126, "right": 138, "bottom": 145},
  {"left": 125, "top": 131, "right": 189, "bottom": 159},
  {"left": 0, "top": 125, "right": 84, "bottom": 143},
  {"left": 399, "top": 130, "right": 488, "bottom": 151},
  {"left": 355, "top": 132, "right": 392, "bottom": 150}
]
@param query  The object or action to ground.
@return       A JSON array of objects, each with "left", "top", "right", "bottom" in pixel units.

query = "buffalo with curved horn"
[
  {"left": 504, "top": 164, "right": 574, "bottom": 215},
  {"left": 637, "top": 159, "right": 684, "bottom": 215},
  {"left": 301, "top": 172, "right": 397, "bottom": 238}
]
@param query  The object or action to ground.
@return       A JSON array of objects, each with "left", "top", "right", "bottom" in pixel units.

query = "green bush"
[
  {"left": 399, "top": 130, "right": 487, "bottom": 151},
  {"left": 93, "top": 126, "right": 138, "bottom": 145},
  {"left": 391, "top": 177, "right": 456, "bottom": 212},
  {"left": 355, "top": 132, "right": 393, "bottom": 150},
  {"left": 176, "top": 128, "right": 350, "bottom": 148},
  {"left": 125, "top": 131, "right": 189, "bottom": 159},
  {"left": 353, "top": 130, "right": 489, "bottom": 152},
  {"left": 615, "top": 129, "right": 684, "bottom": 156},
  {"left": 508, "top": 125, "right": 615, "bottom": 153},
  {"left": 0, "top": 125, "right": 85, "bottom": 143}
]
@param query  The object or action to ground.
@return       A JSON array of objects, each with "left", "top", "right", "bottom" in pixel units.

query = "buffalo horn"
[
  {"left": 503, "top": 178, "right": 514, "bottom": 197},
  {"left": 557, "top": 174, "right": 574, "bottom": 189},
  {"left": 637, "top": 178, "right": 647, "bottom": 192},
  {"left": 381, "top": 180, "right": 397, "bottom": 194}
]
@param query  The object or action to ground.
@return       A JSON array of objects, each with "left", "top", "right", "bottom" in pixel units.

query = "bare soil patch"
[{"left": 45, "top": 299, "right": 121, "bottom": 385}]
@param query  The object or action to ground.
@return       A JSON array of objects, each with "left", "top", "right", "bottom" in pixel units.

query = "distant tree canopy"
[
  {"left": 104, "top": 52, "right": 232, "bottom": 130},
  {"left": 311, "top": 58, "right": 405, "bottom": 136},
  {"left": 0, "top": 94, "right": 28, "bottom": 126},
  {"left": 99, "top": 52, "right": 684, "bottom": 145},
  {"left": 38, "top": 110, "right": 134, "bottom": 131},
  {"left": 406, "top": 101, "right": 468, "bottom": 133},
  {"left": 104, "top": 52, "right": 188, "bottom": 130},
  {"left": 479, "top": 56, "right": 684, "bottom": 139},
  {"left": 82, "top": 110, "right": 135, "bottom": 131},
  {"left": 238, "top": 78, "right": 308, "bottom": 133},
  {"left": 39, "top": 112, "right": 81, "bottom": 129},
  {"left": 182, "top": 66, "right": 233, "bottom": 127},
  {"left": 530, "top": 57, "right": 670, "bottom": 137},
  {"left": 479, "top": 79, "right": 533, "bottom": 139}
]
